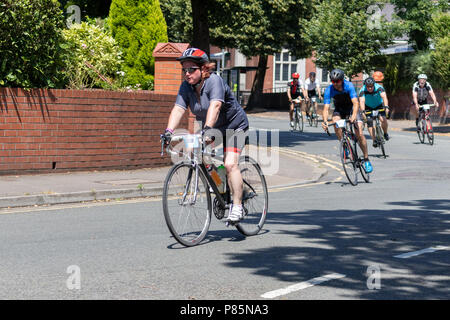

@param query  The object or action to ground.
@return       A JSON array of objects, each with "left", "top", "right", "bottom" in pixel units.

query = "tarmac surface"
[{"left": 0, "top": 111, "right": 448, "bottom": 209}]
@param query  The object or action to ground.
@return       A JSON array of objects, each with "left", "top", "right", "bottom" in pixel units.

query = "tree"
[
  {"left": 430, "top": 11, "right": 450, "bottom": 90},
  {"left": 390, "top": 0, "right": 448, "bottom": 51},
  {"left": 304, "top": 0, "right": 403, "bottom": 78},
  {"left": 59, "top": 0, "right": 112, "bottom": 19},
  {"left": 159, "top": 0, "right": 192, "bottom": 43},
  {"left": 108, "top": 0, "right": 168, "bottom": 89},
  {"left": 210, "top": 0, "right": 316, "bottom": 109}
]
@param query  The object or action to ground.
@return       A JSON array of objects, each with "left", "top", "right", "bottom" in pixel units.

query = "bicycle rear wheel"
[
  {"left": 340, "top": 138, "right": 358, "bottom": 186},
  {"left": 426, "top": 119, "right": 434, "bottom": 145},
  {"left": 162, "top": 162, "right": 212, "bottom": 247},
  {"left": 418, "top": 119, "right": 425, "bottom": 143},
  {"left": 235, "top": 156, "right": 268, "bottom": 236}
]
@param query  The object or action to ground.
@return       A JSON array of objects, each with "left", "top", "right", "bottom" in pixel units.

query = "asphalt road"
[{"left": 0, "top": 115, "right": 449, "bottom": 302}]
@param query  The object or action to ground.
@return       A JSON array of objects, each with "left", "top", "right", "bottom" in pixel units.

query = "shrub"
[
  {"left": 0, "top": 0, "right": 67, "bottom": 88},
  {"left": 108, "top": 0, "right": 168, "bottom": 90},
  {"left": 62, "top": 21, "right": 123, "bottom": 89}
]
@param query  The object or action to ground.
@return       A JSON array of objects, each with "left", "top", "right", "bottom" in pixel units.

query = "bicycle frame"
[{"left": 162, "top": 134, "right": 231, "bottom": 210}]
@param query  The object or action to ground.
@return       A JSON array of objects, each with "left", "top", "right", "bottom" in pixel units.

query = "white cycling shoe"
[{"left": 227, "top": 204, "right": 244, "bottom": 222}]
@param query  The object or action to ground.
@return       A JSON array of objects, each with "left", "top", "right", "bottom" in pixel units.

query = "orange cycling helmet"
[
  {"left": 292, "top": 72, "right": 300, "bottom": 79},
  {"left": 373, "top": 71, "right": 384, "bottom": 82}
]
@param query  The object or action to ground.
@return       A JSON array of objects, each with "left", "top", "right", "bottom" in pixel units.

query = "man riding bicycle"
[
  {"left": 287, "top": 72, "right": 305, "bottom": 128},
  {"left": 412, "top": 74, "right": 439, "bottom": 129},
  {"left": 321, "top": 69, "right": 373, "bottom": 173},
  {"left": 304, "top": 72, "right": 322, "bottom": 119},
  {"left": 359, "top": 77, "right": 390, "bottom": 148},
  {"left": 161, "top": 48, "right": 249, "bottom": 223}
]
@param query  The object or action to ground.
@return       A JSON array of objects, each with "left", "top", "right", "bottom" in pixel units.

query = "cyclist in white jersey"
[
  {"left": 303, "top": 72, "right": 322, "bottom": 118},
  {"left": 412, "top": 74, "right": 439, "bottom": 128}
]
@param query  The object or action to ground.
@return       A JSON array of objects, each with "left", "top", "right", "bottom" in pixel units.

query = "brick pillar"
[
  {"left": 153, "top": 42, "right": 190, "bottom": 94},
  {"left": 153, "top": 42, "right": 196, "bottom": 133}
]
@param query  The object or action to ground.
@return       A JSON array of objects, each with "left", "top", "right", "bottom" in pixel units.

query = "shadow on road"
[{"left": 222, "top": 199, "right": 450, "bottom": 299}]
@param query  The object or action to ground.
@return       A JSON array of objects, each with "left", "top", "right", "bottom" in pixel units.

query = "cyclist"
[
  {"left": 321, "top": 69, "right": 373, "bottom": 173},
  {"left": 287, "top": 72, "right": 305, "bottom": 128},
  {"left": 304, "top": 71, "right": 322, "bottom": 119},
  {"left": 412, "top": 74, "right": 439, "bottom": 128},
  {"left": 161, "top": 48, "right": 249, "bottom": 223},
  {"left": 359, "top": 77, "right": 390, "bottom": 147}
]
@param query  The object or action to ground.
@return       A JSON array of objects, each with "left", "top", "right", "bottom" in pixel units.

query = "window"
[
  {"left": 273, "top": 50, "right": 299, "bottom": 84},
  {"left": 282, "top": 64, "right": 289, "bottom": 81},
  {"left": 275, "top": 63, "right": 281, "bottom": 81}
]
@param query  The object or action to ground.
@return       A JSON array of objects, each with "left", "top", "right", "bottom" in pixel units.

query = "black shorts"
[
  {"left": 365, "top": 106, "right": 386, "bottom": 127},
  {"left": 307, "top": 90, "right": 317, "bottom": 98},
  {"left": 333, "top": 107, "right": 363, "bottom": 123},
  {"left": 223, "top": 128, "right": 249, "bottom": 154}
]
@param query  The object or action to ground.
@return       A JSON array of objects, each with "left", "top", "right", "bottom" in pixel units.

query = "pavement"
[
  {"left": 1, "top": 109, "right": 448, "bottom": 210},
  {"left": 0, "top": 144, "right": 326, "bottom": 210}
]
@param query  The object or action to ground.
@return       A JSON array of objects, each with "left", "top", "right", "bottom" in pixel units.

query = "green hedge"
[
  {"left": 0, "top": 0, "right": 67, "bottom": 88},
  {"left": 62, "top": 21, "right": 123, "bottom": 89},
  {"left": 108, "top": 0, "right": 168, "bottom": 90}
]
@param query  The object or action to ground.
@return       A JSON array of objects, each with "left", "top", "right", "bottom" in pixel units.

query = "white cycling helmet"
[{"left": 418, "top": 74, "right": 427, "bottom": 80}]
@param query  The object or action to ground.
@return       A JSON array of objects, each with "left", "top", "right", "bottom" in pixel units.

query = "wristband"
[
  {"left": 203, "top": 125, "right": 212, "bottom": 131},
  {"left": 165, "top": 128, "right": 174, "bottom": 134}
]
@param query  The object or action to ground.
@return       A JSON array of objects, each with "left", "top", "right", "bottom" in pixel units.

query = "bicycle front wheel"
[
  {"left": 296, "top": 108, "right": 304, "bottom": 132},
  {"left": 162, "top": 162, "right": 212, "bottom": 247},
  {"left": 426, "top": 119, "right": 434, "bottom": 145},
  {"left": 235, "top": 156, "right": 268, "bottom": 236},
  {"left": 340, "top": 138, "right": 358, "bottom": 186},
  {"left": 376, "top": 125, "right": 386, "bottom": 158},
  {"left": 418, "top": 119, "right": 425, "bottom": 143},
  {"left": 312, "top": 106, "right": 318, "bottom": 127}
]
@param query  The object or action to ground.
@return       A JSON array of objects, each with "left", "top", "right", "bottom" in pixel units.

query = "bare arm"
[
  {"left": 359, "top": 96, "right": 366, "bottom": 112},
  {"left": 166, "top": 105, "right": 186, "bottom": 131},
  {"left": 412, "top": 91, "right": 419, "bottom": 108},
  {"left": 204, "top": 100, "right": 222, "bottom": 128},
  {"left": 381, "top": 92, "right": 388, "bottom": 107},
  {"left": 429, "top": 90, "right": 439, "bottom": 107},
  {"left": 350, "top": 97, "right": 359, "bottom": 122}
]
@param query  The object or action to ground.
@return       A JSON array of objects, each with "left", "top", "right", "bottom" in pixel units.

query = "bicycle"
[
  {"left": 326, "top": 119, "right": 370, "bottom": 186},
  {"left": 417, "top": 104, "right": 435, "bottom": 145},
  {"left": 364, "top": 108, "right": 387, "bottom": 158},
  {"left": 160, "top": 133, "right": 269, "bottom": 247},
  {"left": 291, "top": 97, "right": 304, "bottom": 132},
  {"left": 306, "top": 96, "right": 319, "bottom": 127}
]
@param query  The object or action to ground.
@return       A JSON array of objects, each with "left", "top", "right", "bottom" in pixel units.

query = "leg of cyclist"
[
  {"left": 332, "top": 112, "right": 343, "bottom": 141},
  {"left": 380, "top": 114, "right": 389, "bottom": 140},
  {"left": 354, "top": 114, "right": 373, "bottom": 173},
  {"left": 224, "top": 129, "right": 247, "bottom": 222},
  {"left": 289, "top": 101, "right": 294, "bottom": 127},
  {"left": 366, "top": 116, "right": 377, "bottom": 147}
]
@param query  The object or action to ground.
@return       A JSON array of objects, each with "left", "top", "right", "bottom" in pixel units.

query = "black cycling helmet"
[
  {"left": 176, "top": 47, "right": 209, "bottom": 65},
  {"left": 364, "top": 77, "right": 375, "bottom": 86},
  {"left": 309, "top": 72, "right": 316, "bottom": 77},
  {"left": 330, "top": 69, "right": 345, "bottom": 81}
]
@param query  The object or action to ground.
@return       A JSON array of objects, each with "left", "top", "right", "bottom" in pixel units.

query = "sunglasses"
[
  {"left": 182, "top": 67, "right": 200, "bottom": 74},
  {"left": 331, "top": 80, "right": 342, "bottom": 84}
]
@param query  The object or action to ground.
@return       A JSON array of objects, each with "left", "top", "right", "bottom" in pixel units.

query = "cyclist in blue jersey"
[
  {"left": 162, "top": 48, "right": 249, "bottom": 223},
  {"left": 359, "top": 77, "right": 390, "bottom": 148},
  {"left": 322, "top": 69, "right": 373, "bottom": 173}
]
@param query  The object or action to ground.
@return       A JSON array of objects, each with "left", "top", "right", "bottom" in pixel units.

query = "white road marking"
[
  {"left": 393, "top": 246, "right": 449, "bottom": 259},
  {"left": 261, "top": 273, "right": 346, "bottom": 299}
]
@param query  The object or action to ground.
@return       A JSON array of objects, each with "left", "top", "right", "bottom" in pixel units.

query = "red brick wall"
[{"left": 0, "top": 88, "right": 186, "bottom": 175}]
